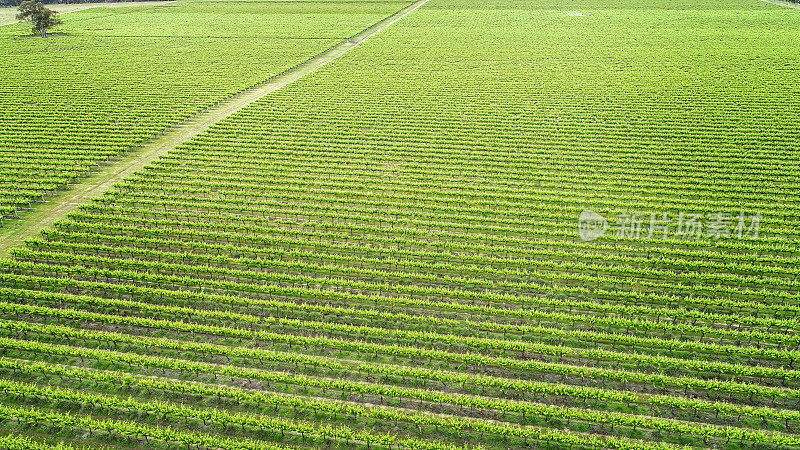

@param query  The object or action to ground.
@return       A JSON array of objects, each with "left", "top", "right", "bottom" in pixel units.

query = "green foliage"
[
  {"left": 1, "top": 0, "right": 800, "bottom": 449},
  {"left": 0, "top": 434, "right": 74, "bottom": 449},
  {"left": 0, "top": 0, "right": 402, "bottom": 220},
  {"left": 15, "top": 0, "right": 61, "bottom": 37}
]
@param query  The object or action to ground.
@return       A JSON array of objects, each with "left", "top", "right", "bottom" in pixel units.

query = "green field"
[
  {"left": 0, "top": 0, "right": 405, "bottom": 219},
  {"left": 0, "top": 2, "right": 140, "bottom": 26},
  {"left": 1, "top": 0, "right": 800, "bottom": 448}
]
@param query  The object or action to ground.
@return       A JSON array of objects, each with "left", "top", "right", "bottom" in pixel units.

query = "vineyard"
[
  {"left": 0, "top": 0, "right": 405, "bottom": 221},
  {"left": 1, "top": 0, "right": 800, "bottom": 448}
]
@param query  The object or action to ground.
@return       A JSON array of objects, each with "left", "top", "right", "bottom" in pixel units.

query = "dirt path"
[
  {"left": 0, "top": 1, "right": 176, "bottom": 27},
  {"left": 0, "top": 0, "right": 430, "bottom": 259},
  {"left": 758, "top": 0, "right": 800, "bottom": 8}
]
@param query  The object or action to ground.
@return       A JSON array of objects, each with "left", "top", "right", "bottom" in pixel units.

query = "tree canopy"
[{"left": 16, "top": 1, "right": 62, "bottom": 38}]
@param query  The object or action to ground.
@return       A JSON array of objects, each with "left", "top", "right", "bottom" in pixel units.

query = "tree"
[{"left": 16, "top": 1, "right": 62, "bottom": 38}]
